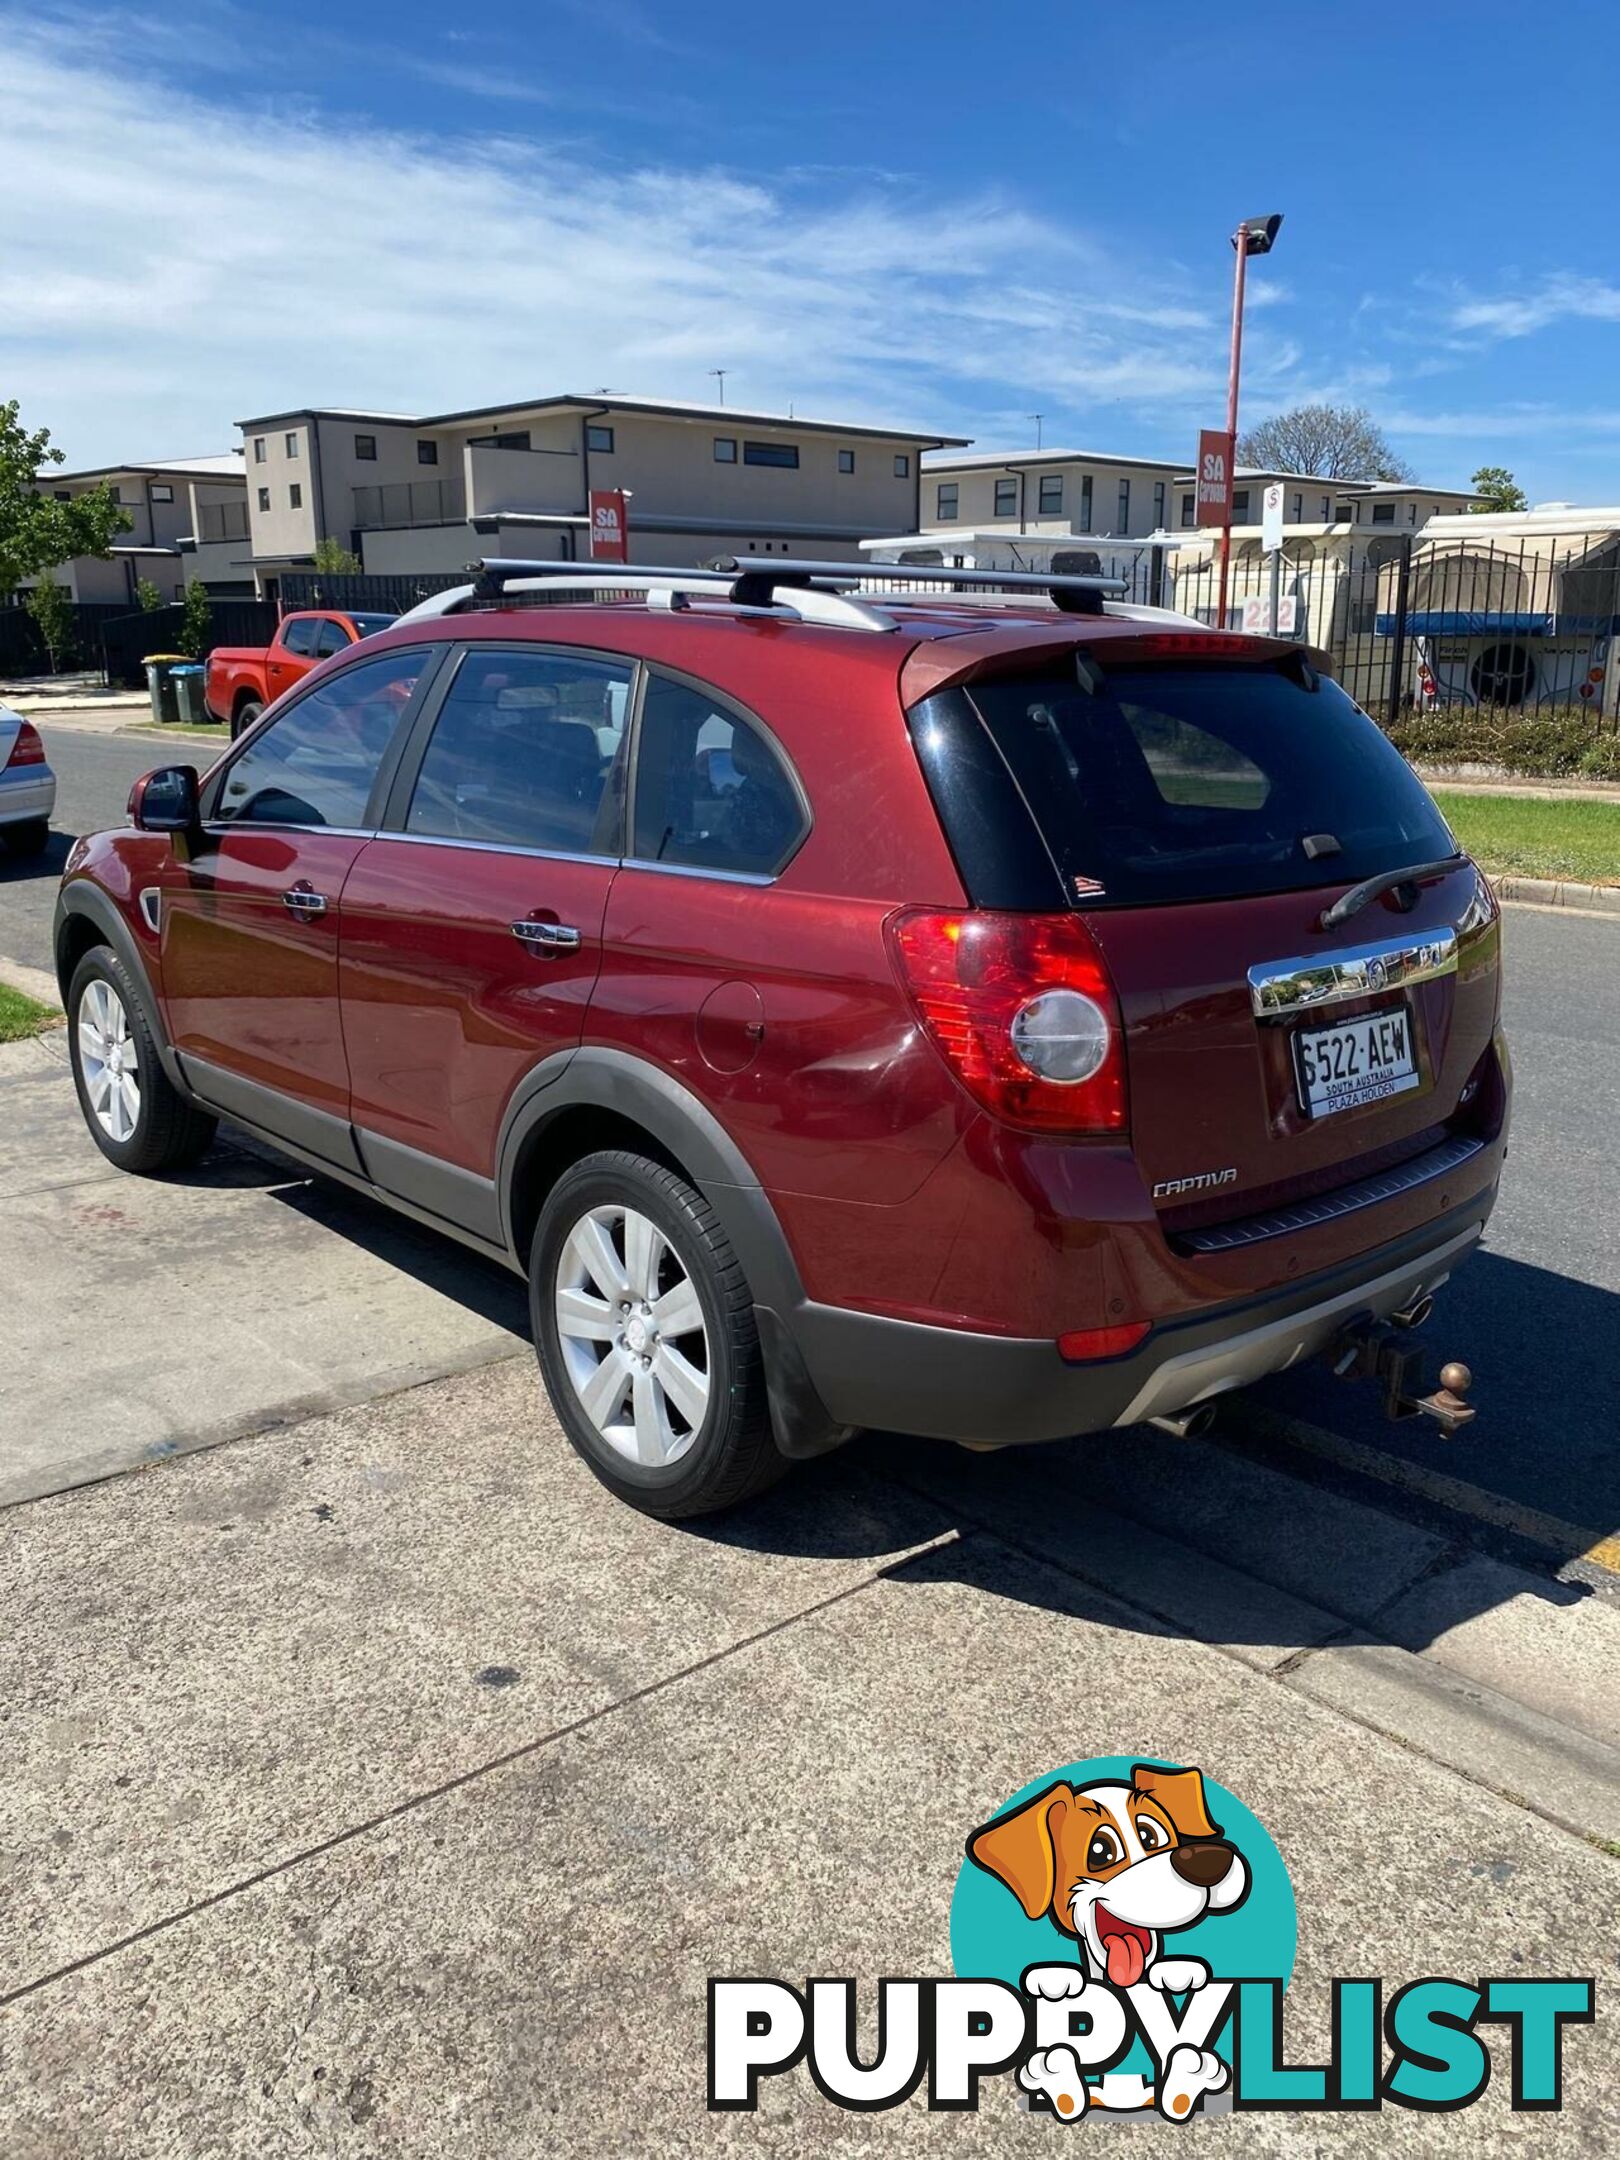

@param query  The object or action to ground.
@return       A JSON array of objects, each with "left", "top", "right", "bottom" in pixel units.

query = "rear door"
[
  {"left": 959, "top": 649, "right": 1501, "bottom": 1215},
  {"left": 337, "top": 642, "right": 631, "bottom": 1222}
]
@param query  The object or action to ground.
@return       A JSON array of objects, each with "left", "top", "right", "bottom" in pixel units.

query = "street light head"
[{"left": 1234, "top": 213, "right": 1284, "bottom": 256}]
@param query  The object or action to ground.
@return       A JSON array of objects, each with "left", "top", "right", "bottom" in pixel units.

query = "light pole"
[{"left": 1217, "top": 212, "right": 1282, "bottom": 629}]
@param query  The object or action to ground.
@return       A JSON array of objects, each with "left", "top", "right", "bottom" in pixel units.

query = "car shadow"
[
  {"left": 0, "top": 829, "right": 75, "bottom": 882},
  {"left": 214, "top": 1141, "right": 1616, "bottom": 1660},
  {"left": 694, "top": 1248, "right": 1620, "bottom": 1659}
]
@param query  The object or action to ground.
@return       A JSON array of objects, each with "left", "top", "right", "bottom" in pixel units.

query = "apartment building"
[
  {"left": 236, "top": 393, "right": 968, "bottom": 590},
  {"left": 1169, "top": 467, "right": 1481, "bottom": 530},
  {"left": 31, "top": 455, "right": 250, "bottom": 601},
  {"left": 918, "top": 447, "right": 1183, "bottom": 539}
]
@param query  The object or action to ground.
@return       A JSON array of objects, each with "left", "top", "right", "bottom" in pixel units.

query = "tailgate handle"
[{"left": 1248, "top": 929, "right": 1457, "bottom": 1018}]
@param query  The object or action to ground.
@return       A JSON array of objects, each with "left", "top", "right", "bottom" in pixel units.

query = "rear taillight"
[
  {"left": 6, "top": 720, "right": 45, "bottom": 768},
  {"left": 886, "top": 908, "right": 1128, "bottom": 1134}
]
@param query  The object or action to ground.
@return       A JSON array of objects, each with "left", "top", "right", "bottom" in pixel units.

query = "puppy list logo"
[{"left": 709, "top": 1755, "right": 1595, "bottom": 2120}]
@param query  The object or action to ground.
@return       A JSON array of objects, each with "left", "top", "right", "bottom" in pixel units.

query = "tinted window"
[
  {"left": 743, "top": 441, "right": 798, "bottom": 468},
  {"left": 406, "top": 648, "right": 630, "bottom": 855},
  {"left": 281, "top": 617, "right": 319, "bottom": 656},
  {"left": 347, "top": 613, "right": 396, "bottom": 638},
  {"left": 632, "top": 674, "right": 806, "bottom": 878},
  {"left": 215, "top": 650, "right": 424, "bottom": 828},
  {"left": 313, "top": 619, "right": 350, "bottom": 658},
  {"left": 962, "top": 662, "right": 1457, "bottom": 906}
]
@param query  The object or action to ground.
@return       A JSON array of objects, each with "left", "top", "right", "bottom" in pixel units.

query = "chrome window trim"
[
  {"left": 201, "top": 821, "right": 377, "bottom": 840},
  {"left": 620, "top": 857, "right": 775, "bottom": 888},
  {"left": 1248, "top": 928, "right": 1458, "bottom": 1019},
  {"left": 373, "top": 829, "right": 615, "bottom": 871}
]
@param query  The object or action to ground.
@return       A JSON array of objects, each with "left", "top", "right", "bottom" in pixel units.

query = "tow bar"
[{"left": 1328, "top": 1307, "right": 1475, "bottom": 1436}]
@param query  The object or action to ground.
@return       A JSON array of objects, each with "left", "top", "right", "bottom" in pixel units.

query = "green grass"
[
  {"left": 1431, "top": 789, "right": 1620, "bottom": 886},
  {"left": 0, "top": 982, "right": 59, "bottom": 1042}
]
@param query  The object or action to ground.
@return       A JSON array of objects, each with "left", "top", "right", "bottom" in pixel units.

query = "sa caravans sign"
[{"left": 1194, "top": 430, "right": 1235, "bottom": 528}]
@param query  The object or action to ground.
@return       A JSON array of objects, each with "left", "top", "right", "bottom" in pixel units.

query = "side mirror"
[{"left": 128, "top": 765, "right": 200, "bottom": 832}]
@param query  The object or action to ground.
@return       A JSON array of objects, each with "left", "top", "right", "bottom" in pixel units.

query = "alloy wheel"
[
  {"left": 553, "top": 1203, "right": 711, "bottom": 1467},
  {"left": 78, "top": 978, "right": 142, "bottom": 1144}
]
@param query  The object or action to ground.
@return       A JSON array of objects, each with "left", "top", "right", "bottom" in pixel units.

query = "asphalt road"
[
  {"left": 8, "top": 722, "right": 1616, "bottom": 1546},
  {"left": 0, "top": 720, "right": 166, "bottom": 974}
]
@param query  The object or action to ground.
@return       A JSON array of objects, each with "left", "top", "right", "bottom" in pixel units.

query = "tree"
[
  {"left": 0, "top": 400, "right": 130, "bottom": 597},
  {"left": 25, "top": 574, "right": 76, "bottom": 671},
  {"left": 312, "top": 535, "right": 361, "bottom": 574},
  {"left": 1236, "top": 403, "right": 1414, "bottom": 482},
  {"left": 135, "top": 576, "right": 166, "bottom": 611},
  {"left": 1470, "top": 466, "right": 1528, "bottom": 514},
  {"left": 178, "top": 578, "right": 214, "bottom": 660}
]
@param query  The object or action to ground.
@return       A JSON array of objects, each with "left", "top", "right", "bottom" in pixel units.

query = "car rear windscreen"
[{"left": 963, "top": 659, "right": 1459, "bottom": 907}]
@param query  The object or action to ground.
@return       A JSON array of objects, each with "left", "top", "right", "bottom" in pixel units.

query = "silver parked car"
[{"left": 0, "top": 706, "right": 56, "bottom": 855}]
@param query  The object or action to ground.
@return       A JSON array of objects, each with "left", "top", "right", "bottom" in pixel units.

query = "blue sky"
[{"left": 8, "top": 0, "right": 1620, "bottom": 499}]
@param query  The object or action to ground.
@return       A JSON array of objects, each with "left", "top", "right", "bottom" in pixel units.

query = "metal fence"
[
  {"left": 277, "top": 570, "right": 468, "bottom": 614},
  {"left": 350, "top": 479, "right": 466, "bottom": 530},
  {"left": 1139, "top": 528, "right": 1620, "bottom": 726}
]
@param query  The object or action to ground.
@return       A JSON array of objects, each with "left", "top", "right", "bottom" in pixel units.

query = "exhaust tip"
[
  {"left": 1392, "top": 1293, "right": 1435, "bottom": 1330},
  {"left": 1148, "top": 1402, "right": 1217, "bottom": 1440}
]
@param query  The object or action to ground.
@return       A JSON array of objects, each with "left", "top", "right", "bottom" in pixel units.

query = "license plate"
[{"left": 1293, "top": 1006, "right": 1419, "bottom": 1119}]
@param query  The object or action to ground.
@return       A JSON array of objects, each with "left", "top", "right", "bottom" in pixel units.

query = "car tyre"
[
  {"left": 2, "top": 819, "right": 49, "bottom": 856},
  {"left": 230, "top": 698, "right": 263, "bottom": 740},
  {"left": 67, "top": 947, "right": 217, "bottom": 1175},
  {"left": 532, "top": 1149, "right": 788, "bottom": 1519}
]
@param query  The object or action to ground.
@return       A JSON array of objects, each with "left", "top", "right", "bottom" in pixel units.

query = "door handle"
[
  {"left": 511, "top": 917, "right": 581, "bottom": 954},
  {"left": 282, "top": 884, "right": 328, "bottom": 919}
]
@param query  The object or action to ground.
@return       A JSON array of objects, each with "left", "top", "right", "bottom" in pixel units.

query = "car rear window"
[{"left": 961, "top": 659, "right": 1458, "bottom": 906}]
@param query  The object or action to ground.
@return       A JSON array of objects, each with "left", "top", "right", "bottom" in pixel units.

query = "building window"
[
  {"left": 743, "top": 441, "right": 799, "bottom": 467},
  {"left": 417, "top": 440, "right": 438, "bottom": 466},
  {"left": 285, "top": 432, "right": 299, "bottom": 458},
  {"left": 1180, "top": 492, "right": 1195, "bottom": 528},
  {"left": 894, "top": 454, "right": 910, "bottom": 478},
  {"left": 1079, "top": 474, "right": 1093, "bottom": 533},
  {"left": 585, "top": 424, "right": 615, "bottom": 453},
  {"left": 1336, "top": 501, "right": 1356, "bottom": 523},
  {"left": 1371, "top": 501, "right": 1396, "bottom": 524},
  {"left": 1038, "top": 475, "right": 1063, "bottom": 515},
  {"left": 1409, "top": 502, "right": 1419, "bottom": 524},
  {"left": 1153, "top": 481, "right": 1166, "bottom": 528},
  {"left": 838, "top": 449, "right": 855, "bottom": 474},
  {"left": 257, "top": 487, "right": 271, "bottom": 512},
  {"left": 469, "top": 430, "right": 532, "bottom": 451},
  {"left": 1290, "top": 492, "right": 1303, "bottom": 521},
  {"left": 354, "top": 434, "right": 377, "bottom": 461},
  {"left": 1231, "top": 488, "right": 1250, "bottom": 523},
  {"left": 1320, "top": 495, "right": 1331, "bottom": 520},
  {"left": 994, "top": 477, "right": 1018, "bottom": 516},
  {"left": 253, "top": 437, "right": 266, "bottom": 463},
  {"left": 713, "top": 437, "right": 737, "bottom": 463},
  {"left": 1117, "top": 478, "right": 1131, "bottom": 531},
  {"left": 106, "top": 485, "right": 122, "bottom": 503},
  {"left": 53, "top": 489, "right": 72, "bottom": 502},
  {"left": 151, "top": 483, "right": 174, "bottom": 503},
  {"left": 936, "top": 482, "right": 959, "bottom": 520},
  {"left": 289, "top": 483, "right": 302, "bottom": 509}
]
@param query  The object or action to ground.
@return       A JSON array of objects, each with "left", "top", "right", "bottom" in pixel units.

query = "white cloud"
[
  {"left": 0, "top": 15, "right": 1254, "bottom": 465},
  {"left": 1447, "top": 275, "right": 1620, "bottom": 340}
]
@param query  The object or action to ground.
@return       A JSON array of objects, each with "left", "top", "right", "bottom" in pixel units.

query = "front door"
[
  {"left": 265, "top": 613, "right": 319, "bottom": 703},
  {"left": 157, "top": 644, "right": 437, "bottom": 1167},
  {"left": 338, "top": 642, "right": 631, "bottom": 1225}
]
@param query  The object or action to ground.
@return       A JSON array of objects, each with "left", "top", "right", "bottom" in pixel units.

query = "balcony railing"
[{"left": 352, "top": 478, "right": 467, "bottom": 530}]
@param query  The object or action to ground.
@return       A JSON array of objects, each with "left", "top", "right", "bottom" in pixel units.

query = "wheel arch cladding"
[{"left": 54, "top": 887, "right": 189, "bottom": 1091}]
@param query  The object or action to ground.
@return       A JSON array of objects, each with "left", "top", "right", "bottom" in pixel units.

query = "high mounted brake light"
[{"left": 886, "top": 909, "right": 1128, "bottom": 1135}]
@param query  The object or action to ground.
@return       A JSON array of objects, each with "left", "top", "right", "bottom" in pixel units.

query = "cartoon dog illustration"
[{"left": 967, "top": 1763, "right": 1248, "bottom": 2120}]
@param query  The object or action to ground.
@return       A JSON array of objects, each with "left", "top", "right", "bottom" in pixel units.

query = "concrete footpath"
[{"left": 1, "top": 1358, "right": 1616, "bottom": 2155}]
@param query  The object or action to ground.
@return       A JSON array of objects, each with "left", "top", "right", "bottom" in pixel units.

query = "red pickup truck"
[{"left": 206, "top": 609, "right": 396, "bottom": 736}]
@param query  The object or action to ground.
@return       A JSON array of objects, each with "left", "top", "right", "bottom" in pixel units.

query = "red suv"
[{"left": 55, "top": 559, "right": 1508, "bottom": 1518}]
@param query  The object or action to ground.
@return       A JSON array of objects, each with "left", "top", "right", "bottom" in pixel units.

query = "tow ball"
[{"left": 1329, "top": 1311, "right": 1475, "bottom": 1436}]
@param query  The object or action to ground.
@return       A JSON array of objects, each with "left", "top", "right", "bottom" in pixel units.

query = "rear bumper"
[
  {"left": 0, "top": 770, "right": 55, "bottom": 825},
  {"left": 783, "top": 1191, "right": 1495, "bottom": 1444}
]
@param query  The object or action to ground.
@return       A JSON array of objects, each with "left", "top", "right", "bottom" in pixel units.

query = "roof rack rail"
[
  {"left": 708, "top": 554, "right": 1130, "bottom": 616},
  {"left": 394, "top": 554, "right": 1133, "bottom": 631}
]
